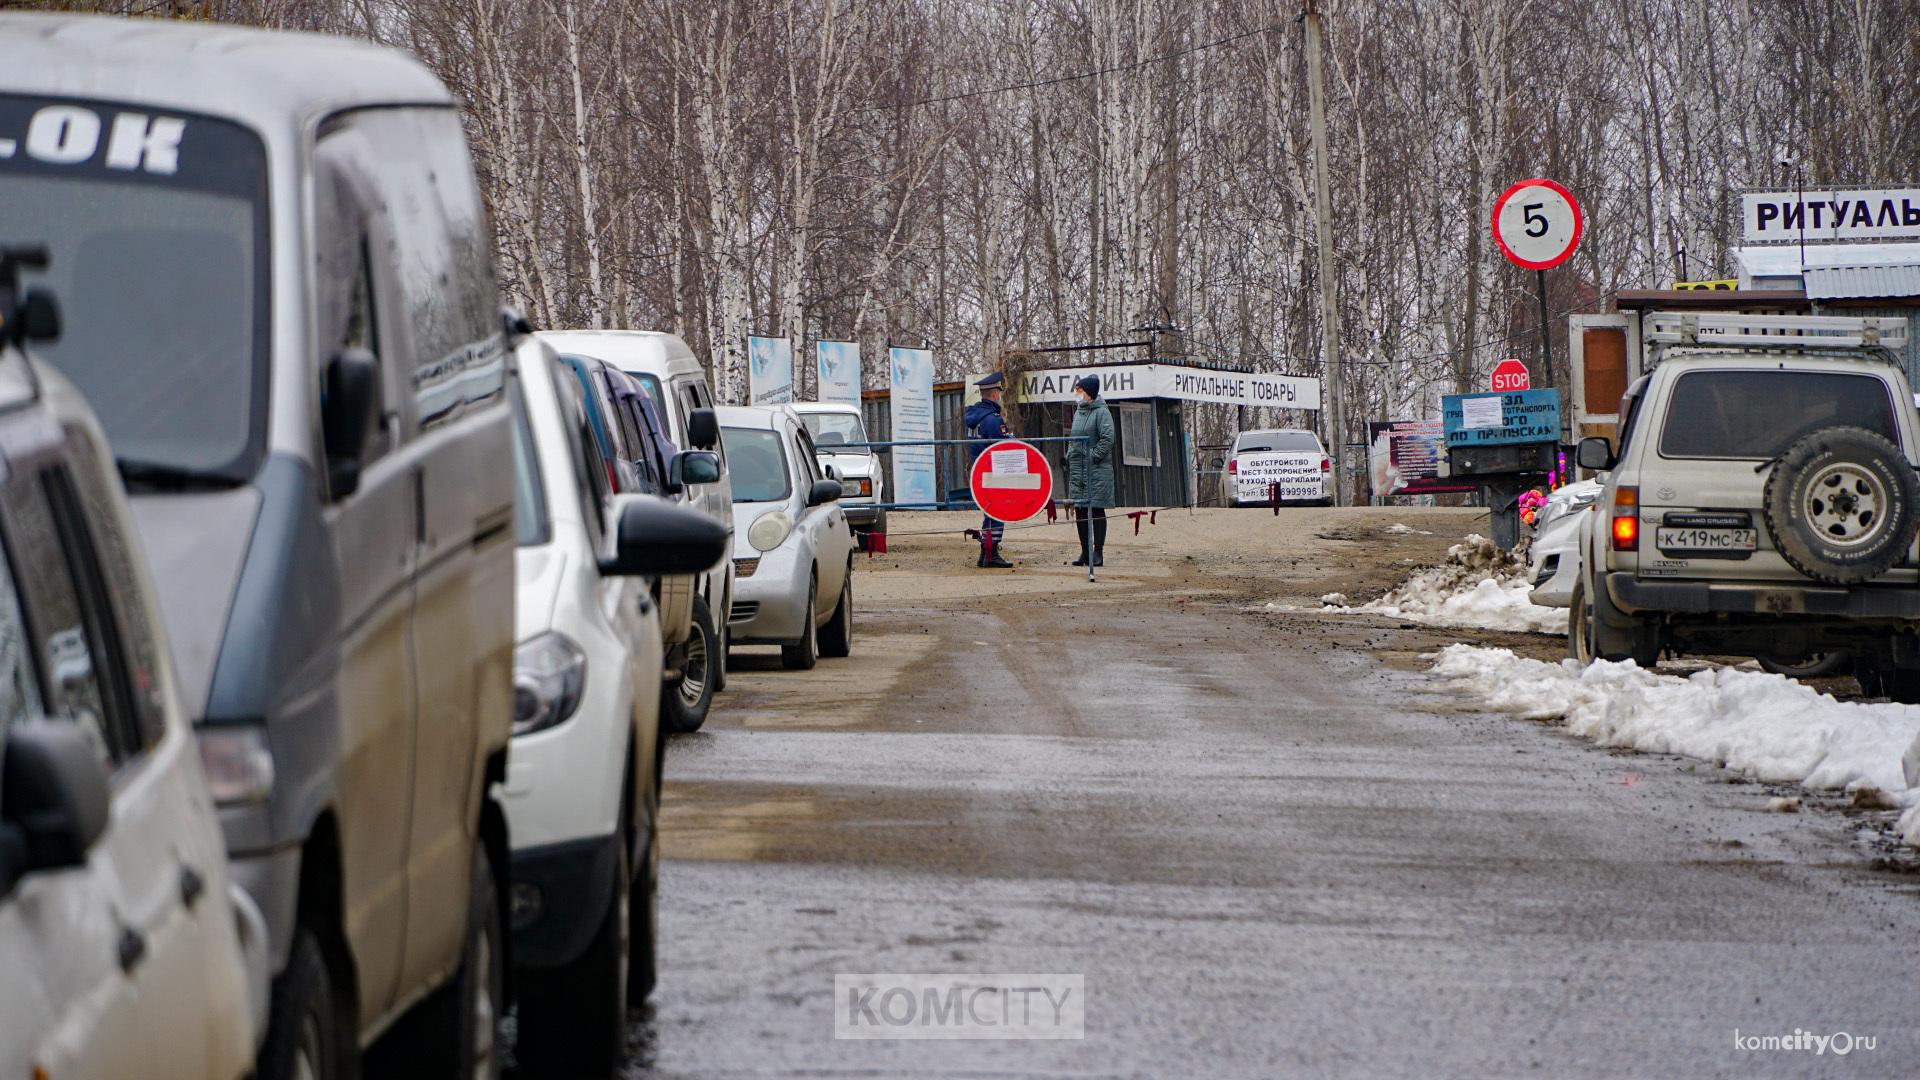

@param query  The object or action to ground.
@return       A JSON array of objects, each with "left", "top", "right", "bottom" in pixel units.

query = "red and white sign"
[
  {"left": 969, "top": 440, "right": 1054, "bottom": 522},
  {"left": 1489, "top": 358, "right": 1531, "bottom": 392},
  {"left": 1492, "top": 178, "right": 1583, "bottom": 270}
]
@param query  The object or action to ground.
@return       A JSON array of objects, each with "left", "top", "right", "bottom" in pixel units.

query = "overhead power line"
[{"left": 871, "top": 22, "right": 1282, "bottom": 113}]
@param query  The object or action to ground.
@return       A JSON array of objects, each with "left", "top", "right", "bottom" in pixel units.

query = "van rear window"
[
  {"left": 1238, "top": 432, "right": 1321, "bottom": 453},
  {"left": 1658, "top": 370, "right": 1898, "bottom": 459}
]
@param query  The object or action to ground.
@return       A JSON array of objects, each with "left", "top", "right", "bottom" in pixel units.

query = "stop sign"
[
  {"left": 969, "top": 440, "right": 1054, "bottom": 522},
  {"left": 1490, "top": 359, "right": 1530, "bottom": 392}
]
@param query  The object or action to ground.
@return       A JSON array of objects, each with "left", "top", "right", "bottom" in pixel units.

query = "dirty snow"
[
  {"left": 1430, "top": 644, "right": 1920, "bottom": 844},
  {"left": 1316, "top": 534, "right": 1564, "bottom": 635},
  {"left": 1384, "top": 523, "right": 1431, "bottom": 535}
]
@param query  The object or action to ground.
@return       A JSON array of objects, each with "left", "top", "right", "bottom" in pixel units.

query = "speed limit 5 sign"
[{"left": 1492, "top": 178, "right": 1583, "bottom": 270}]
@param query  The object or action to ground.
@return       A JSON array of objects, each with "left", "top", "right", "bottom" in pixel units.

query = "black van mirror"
[
  {"left": 0, "top": 720, "right": 111, "bottom": 896},
  {"left": 806, "top": 478, "right": 843, "bottom": 507},
  {"left": 669, "top": 450, "right": 722, "bottom": 489},
  {"left": 601, "top": 496, "right": 729, "bottom": 577},
  {"left": 19, "top": 290, "right": 60, "bottom": 344},
  {"left": 686, "top": 407, "right": 721, "bottom": 450},
  {"left": 322, "top": 348, "right": 380, "bottom": 498},
  {"left": 1575, "top": 436, "right": 1615, "bottom": 471},
  {"left": 501, "top": 306, "right": 532, "bottom": 347}
]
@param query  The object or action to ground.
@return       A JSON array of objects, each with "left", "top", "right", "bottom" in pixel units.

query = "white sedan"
[
  {"left": 718, "top": 405, "right": 856, "bottom": 669},
  {"left": 1526, "top": 480, "right": 1602, "bottom": 608}
]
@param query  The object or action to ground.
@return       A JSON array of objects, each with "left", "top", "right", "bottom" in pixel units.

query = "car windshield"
[
  {"left": 1238, "top": 432, "right": 1321, "bottom": 453},
  {"left": 0, "top": 95, "right": 270, "bottom": 483},
  {"left": 1659, "top": 369, "right": 1898, "bottom": 459},
  {"left": 801, "top": 411, "right": 869, "bottom": 455},
  {"left": 721, "top": 427, "right": 792, "bottom": 503},
  {"left": 628, "top": 370, "right": 667, "bottom": 418}
]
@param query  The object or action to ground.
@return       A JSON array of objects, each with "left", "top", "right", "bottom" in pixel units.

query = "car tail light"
[
  {"left": 1610, "top": 486, "right": 1639, "bottom": 551},
  {"left": 1320, "top": 457, "right": 1331, "bottom": 473},
  {"left": 1228, "top": 458, "right": 1238, "bottom": 474}
]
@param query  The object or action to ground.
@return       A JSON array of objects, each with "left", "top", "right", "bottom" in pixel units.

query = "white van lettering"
[
  {"left": 106, "top": 113, "right": 186, "bottom": 175},
  {"left": 26, "top": 105, "right": 101, "bottom": 164}
]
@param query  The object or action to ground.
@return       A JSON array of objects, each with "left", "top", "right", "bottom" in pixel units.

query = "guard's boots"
[{"left": 979, "top": 546, "right": 1012, "bottom": 569}]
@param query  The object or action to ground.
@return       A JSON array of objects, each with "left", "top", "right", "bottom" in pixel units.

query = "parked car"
[
  {"left": 1, "top": 260, "right": 265, "bottom": 1080},
  {"left": 3, "top": 19, "right": 514, "bottom": 1077},
  {"left": 717, "top": 406, "right": 855, "bottom": 669},
  {"left": 1571, "top": 313, "right": 1920, "bottom": 697},
  {"left": 540, "top": 331, "right": 736, "bottom": 724},
  {"left": 1526, "top": 480, "right": 1602, "bottom": 608},
  {"left": 556, "top": 350, "right": 725, "bottom": 731},
  {"left": 792, "top": 401, "right": 886, "bottom": 544},
  {"left": 503, "top": 340, "right": 725, "bottom": 1074},
  {"left": 1228, "top": 428, "right": 1332, "bottom": 506}
]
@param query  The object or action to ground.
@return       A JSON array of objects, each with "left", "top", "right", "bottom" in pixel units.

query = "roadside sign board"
[
  {"left": 1492, "top": 178, "right": 1583, "bottom": 270},
  {"left": 1489, "top": 359, "right": 1530, "bottom": 392},
  {"left": 1367, "top": 420, "right": 1476, "bottom": 496},
  {"left": 1442, "top": 389, "right": 1562, "bottom": 447},
  {"left": 969, "top": 439, "right": 1054, "bottom": 522}
]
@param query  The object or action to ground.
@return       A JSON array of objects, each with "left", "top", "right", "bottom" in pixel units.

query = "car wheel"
[
  {"left": 781, "top": 576, "right": 819, "bottom": 670},
  {"left": 628, "top": 817, "right": 658, "bottom": 1001},
  {"left": 1567, "top": 582, "right": 1596, "bottom": 665},
  {"left": 712, "top": 619, "right": 730, "bottom": 693},
  {"left": 408, "top": 839, "right": 504, "bottom": 1080},
  {"left": 1758, "top": 652, "right": 1850, "bottom": 679},
  {"left": 1890, "top": 667, "right": 1920, "bottom": 704},
  {"left": 257, "top": 927, "right": 350, "bottom": 1080},
  {"left": 818, "top": 566, "right": 853, "bottom": 658},
  {"left": 662, "top": 594, "right": 718, "bottom": 733},
  {"left": 1764, "top": 426, "right": 1920, "bottom": 585},
  {"left": 515, "top": 838, "right": 629, "bottom": 1075}
]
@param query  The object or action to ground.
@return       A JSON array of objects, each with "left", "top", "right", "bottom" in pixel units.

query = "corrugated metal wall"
[{"left": 1812, "top": 301, "right": 1920, "bottom": 386}]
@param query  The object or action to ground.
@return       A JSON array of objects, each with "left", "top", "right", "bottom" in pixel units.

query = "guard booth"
[{"left": 1442, "top": 388, "right": 1562, "bottom": 549}]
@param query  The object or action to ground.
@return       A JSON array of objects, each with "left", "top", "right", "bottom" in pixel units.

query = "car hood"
[
  {"left": 129, "top": 486, "right": 262, "bottom": 718},
  {"left": 514, "top": 545, "right": 567, "bottom": 641}
]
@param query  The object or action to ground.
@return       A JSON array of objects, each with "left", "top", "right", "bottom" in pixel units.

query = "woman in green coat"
[{"left": 1065, "top": 375, "right": 1117, "bottom": 566}]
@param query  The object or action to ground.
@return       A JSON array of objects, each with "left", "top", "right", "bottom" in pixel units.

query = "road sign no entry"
[{"left": 969, "top": 440, "right": 1054, "bottom": 522}]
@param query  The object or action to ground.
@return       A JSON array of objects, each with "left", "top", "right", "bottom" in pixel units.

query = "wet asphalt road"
[{"left": 617, "top": 550, "right": 1920, "bottom": 1078}]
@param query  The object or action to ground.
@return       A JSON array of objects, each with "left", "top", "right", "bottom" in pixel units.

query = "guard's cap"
[{"left": 974, "top": 372, "right": 1006, "bottom": 389}]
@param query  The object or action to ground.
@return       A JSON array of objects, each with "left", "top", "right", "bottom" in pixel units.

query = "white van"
[{"left": 537, "top": 331, "right": 736, "bottom": 727}]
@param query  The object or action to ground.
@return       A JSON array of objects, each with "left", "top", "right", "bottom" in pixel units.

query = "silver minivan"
[{"left": 3, "top": 15, "right": 515, "bottom": 1079}]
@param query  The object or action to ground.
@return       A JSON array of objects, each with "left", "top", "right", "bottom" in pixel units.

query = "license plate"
[{"left": 1654, "top": 526, "right": 1757, "bottom": 552}]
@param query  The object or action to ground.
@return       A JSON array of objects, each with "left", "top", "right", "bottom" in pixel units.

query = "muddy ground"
[{"left": 574, "top": 507, "right": 1920, "bottom": 1079}]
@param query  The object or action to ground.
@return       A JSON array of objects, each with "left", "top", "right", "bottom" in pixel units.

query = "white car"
[
  {"left": 502, "top": 341, "right": 726, "bottom": 1073},
  {"left": 792, "top": 402, "right": 886, "bottom": 544},
  {"left": 1, "top": 325, "right": 265, "bottom": 1079},
  {"left": 1229, "top": 428, "right": 1332, "bottom": 506},
  {"left": 717, "top": 406, "right": 856, "bottom": 669},
  {"left": 1526, "top": 480, "right": 1602, "bottom": 607}
]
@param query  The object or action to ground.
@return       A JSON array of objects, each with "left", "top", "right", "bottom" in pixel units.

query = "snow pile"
[
  {"left": 1384, "top": 523, "right": 1431, "bottom": 536},
  {"left": 1323, "top": 534, "right": 1564, "bottom": 635},
  {"left": 1430, "top": 644, "right": 1920, "bottom": 843}
]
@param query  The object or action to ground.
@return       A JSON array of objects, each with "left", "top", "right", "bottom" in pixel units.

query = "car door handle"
[{"left": 116, "top": 924, "right": 147, "bottom": 973}]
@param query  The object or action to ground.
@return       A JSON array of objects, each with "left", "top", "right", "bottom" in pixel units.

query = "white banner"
[
  {"left": 1743, "top": 187, "right": 1920, "bottom": 243},
  {"left": 1015, "top": 363, "right": 1320, "bottom": 410},
  {"left": 748, "top": 335, "right": 793, "bottom": 404},
  {"left": 815, "top": 340, "right": 861, "bottom": 405},
  {"left": 888, "top": 346, "right": 936, "bottom": 506}
]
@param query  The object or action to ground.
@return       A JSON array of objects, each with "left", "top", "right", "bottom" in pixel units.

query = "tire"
[
  {"left": 818, "top": 567, "right": 853, "bottom": 659},
  {"left": 515, "top": 839, "right": 629, "bottom": 1076},
  {"left": 1567, "top": 581, "right": 1596, "bottom": 664},
  {"left": 661, "top": 594, "right": 718, "bottom": 733},
  {"left": 1758, "top": 651, "right": 1851, "bottom": 679},
  {"left": 629, "top": 822, "right": 658, "bottom": 1002},
  {"left": 256, "top": 927, "right": 351, "bottom": 1080},
  {"left": 1891, "top": 668, "right": 1920, "bottom": 705},
  {"left": 1855, "top": 656, "right": 1890, "bottom": 697},
  {"left": 409, "top": 840, "right": 504, "bottom": 1080},
  {"left": 781, "top": 576, "right": 819, "bottom": 670},
  {"left": 712, "top": 620, "right": 729, "bottom": 693},
  {"left": 1764, "top": 426, "right": 1919, "bottom": 585}
]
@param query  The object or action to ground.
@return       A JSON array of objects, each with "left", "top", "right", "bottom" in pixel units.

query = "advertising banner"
[
  {"left": 748, "top": 335, "right": 794, "bottom": 405},
  {"left": 888, "top": 346, "right": 936, "bottom": 506},
  {"left": 1367, "top": 420, "right": 1475, "bottom": 496},
  {"left": 816, "top": 340, "right": 861, "bottom": 405},
  {"left": 1742, "top": 187, "right": 1920, "bottom": 244},
  {"left": 1014, "top": 363, "right": 1320, "bottom": 411}
]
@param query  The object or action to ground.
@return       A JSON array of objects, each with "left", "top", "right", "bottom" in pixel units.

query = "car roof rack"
[{"left": 1643, "top": 311, "right": 1908, "bottom": 352}]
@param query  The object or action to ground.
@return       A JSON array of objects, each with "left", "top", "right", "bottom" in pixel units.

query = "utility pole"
[{"left": 1303, "top": 1, "right": 1348, "bottom": 506}]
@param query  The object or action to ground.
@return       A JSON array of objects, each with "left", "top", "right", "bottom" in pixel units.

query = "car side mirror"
[
  {"left": 806, "top": 478, "right": 842, "bottom": 507},
  {"left": 686, "top": 407, "right": 721, "bottom": 450},
  {"left": 0, "top": 720, "right": 111, "bottom": 896},
  {"left": 600, "top": 495, "right": 729, "bottom": 577},
  {"left": 669, "top": 450, "right": 722, "bottom": 489},
  {"left": 19, "top": 290, "right": 60, "bottom": 344},
  {"left": 322, "top": 348, "right": 380, "bottom": 498},
  {"left": 1575, "top": 436, "right": 1615, "bottom": 471},
  {"left": 501, "top": 306, "right": 532, "bottom": 347}
]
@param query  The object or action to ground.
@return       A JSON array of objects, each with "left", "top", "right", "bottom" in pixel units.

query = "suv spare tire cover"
[{"left": 1762, "top": 426, "right": 1919, "bottom": 585}]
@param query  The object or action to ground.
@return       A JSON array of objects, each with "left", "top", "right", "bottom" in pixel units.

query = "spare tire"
[{"left": 1762, "top": 426, "right": 1919, "bottom": 584}]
